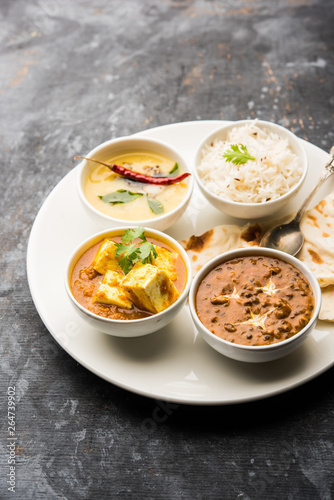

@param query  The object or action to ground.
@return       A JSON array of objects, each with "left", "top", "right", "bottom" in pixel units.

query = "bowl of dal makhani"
[
  {"left": 189, "top": 247, "right": 321, "bottom": 362},
  {"left": 65, "top": 226, "right": 192, "bottom": 337},
  {"left": 76, "top": 136, "right": 193, "bottom": 231},
  {"left": 194, "top": 120, "right": 308, "bottom": 219}
]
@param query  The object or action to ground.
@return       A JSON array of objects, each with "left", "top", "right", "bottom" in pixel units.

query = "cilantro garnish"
[
  {"left": 222, "top": 144, "right": 255, "bottom": 165},
  {"left": 115, "top": 227, "right": 158, "bottom": 274}
]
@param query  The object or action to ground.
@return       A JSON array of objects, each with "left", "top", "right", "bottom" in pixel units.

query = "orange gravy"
[{"left": 71, "top": 237, "right": 186, "bottom": 320}]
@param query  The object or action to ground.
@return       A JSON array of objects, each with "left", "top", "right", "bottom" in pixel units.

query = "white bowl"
[
  {"left": 65, "top": 227, "right": 192, "bottom": 337},
  {"left": 189, "top": 247, "right": 321, "bottom": 363},
  {"left": 194, "top": 120, "right": 308, "bottom": 219},
  {"left": 76, "top": 136, "right": 194, "bottom": 231}
]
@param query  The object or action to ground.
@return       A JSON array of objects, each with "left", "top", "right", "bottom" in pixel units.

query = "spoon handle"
[{"left": 294, "top": 146, "right": 334, "bottom": 223}]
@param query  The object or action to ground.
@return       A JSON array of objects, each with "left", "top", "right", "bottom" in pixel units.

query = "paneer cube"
[
  {"left": 122, "top": 264, "right": 180, "bottom": 314},
  {"left": 154, "top": 246, "right": 178, "bottom": 281},
  {"left": 92, "top": 239, "right": 121, "bottom": 274},
  {"left": 93, "top": 283, "right": 133, "bottom": 309},
  {"left": 102, "top": 270, "right": 123, "bottom": 286}
]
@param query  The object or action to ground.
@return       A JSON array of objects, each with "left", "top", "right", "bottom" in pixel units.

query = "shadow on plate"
[{"left": 101, "top": 307, "right": 196, "bottom": 364}]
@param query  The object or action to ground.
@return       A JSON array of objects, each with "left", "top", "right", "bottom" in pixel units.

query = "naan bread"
[
  {"left": 320, "top": 286, "right": 334, "bottom": 321},
  {"left": 180, "top": 223, "right": 264, "bottom": 276},
  {"left": 181, "top": 193, "right": 334, "bottom": 322},
  {"left": 297, "top": 192, "right": 334, "bottom": 287}
]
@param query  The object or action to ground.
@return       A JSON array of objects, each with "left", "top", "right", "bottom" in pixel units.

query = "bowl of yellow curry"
[
  {"left": 65, "top": 226, "right": 192, "bottom": 337},
  {"left": 75, "top": 136, "right": 193, "bottom": 231},
  {"left": 189, "top": 247, "right": 321, "bottom": 362}
]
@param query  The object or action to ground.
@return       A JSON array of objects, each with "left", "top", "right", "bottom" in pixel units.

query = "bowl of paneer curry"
[
  {"left": 65, "top": 227, "right": 192, "bottom": 337},
  {"left": 189, "top": 247, "right": 321, "bottom": 363}
]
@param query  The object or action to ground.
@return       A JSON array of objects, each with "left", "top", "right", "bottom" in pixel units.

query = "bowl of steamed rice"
[{"left": 194, "top": 120, "right": 308, "bottom": 219}]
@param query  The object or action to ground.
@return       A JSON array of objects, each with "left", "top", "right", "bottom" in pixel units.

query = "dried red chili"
[{"left": 74, "top": 156, "right": 191, "bottom": 185}]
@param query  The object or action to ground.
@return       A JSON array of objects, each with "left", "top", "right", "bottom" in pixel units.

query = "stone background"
[{"left": 1, "top": 0, "right": 333, "bottom": 498}]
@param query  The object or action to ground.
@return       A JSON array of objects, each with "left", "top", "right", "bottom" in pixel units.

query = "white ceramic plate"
[{"left": 27, "top": 121, "right": 334, "bottom": 405}]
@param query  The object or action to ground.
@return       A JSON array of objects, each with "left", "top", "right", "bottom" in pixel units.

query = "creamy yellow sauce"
[{"left": 84, "top": 152, "right": 189, "bottom": 220}]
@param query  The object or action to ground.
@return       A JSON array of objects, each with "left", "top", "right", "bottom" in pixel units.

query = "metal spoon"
[{"left": 260, "top": 146, "right": 334, "bottom": 255}]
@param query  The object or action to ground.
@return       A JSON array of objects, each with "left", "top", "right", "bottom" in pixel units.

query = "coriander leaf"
[
  {"left": 99, "top": 190, "right": 143, "bottom": 204},
  {"left": 147, "top": 196, "right": 164, "bottom": 215},
  {"left": 114, "top": 242, "right": 130, "bottom": 257},
  {"left": 115, "top": 227, "right": 158, "bottom": 274},
  {"left": 222, "top": 144, "right": 255, "bottom": 165},
  {"left": 125, "top": 246, "right": 141, "bottom": 262},
  {"left": 115, "top": 241, "right": 141, "bottom": 274},
  {"left": 139, "top": 241, "right": 158, "bottom": 264},
  {"left": 168, "top": 163, "right": 180, "bottom": 176},
  {"left": 121, "top": 226, "right": 146, "bottom": 244},
  {"left": 118, "top": 254, "right": 135, "bottom": 274},
  {"left": 114, "top": 242, "right": 140, "bottom": 260}
]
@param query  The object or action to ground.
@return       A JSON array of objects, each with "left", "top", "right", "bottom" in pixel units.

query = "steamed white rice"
[{"left": 197, "top": 121, "right": 302, "bottom": 204}]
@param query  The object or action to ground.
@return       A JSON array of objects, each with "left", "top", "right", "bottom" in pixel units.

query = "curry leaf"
[
  {"left": 168, "top": 162, "right": 180, "bottom": 176},
  {"left": 99, "top": 189, "right": 143, "bottom": 204},
  {"left": 152, "top": 162, "right": 181, "bottom": 178},
  {"left": 147, "top": 196, "right": 164, "bottom": 214}
]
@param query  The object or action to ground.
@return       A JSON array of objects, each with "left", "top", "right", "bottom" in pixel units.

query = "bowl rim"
[
  {"left": 189, "top": 246, "right": 321, "bottom": 352},
  {"left": 65, "top": 226, "right": 193, "bottom": 325},
  {"left": 194, "top": 119, "right": 308, "bottom": 208},
  {"left": 76, "top": 135, "right": 194, "bottom": 225}
]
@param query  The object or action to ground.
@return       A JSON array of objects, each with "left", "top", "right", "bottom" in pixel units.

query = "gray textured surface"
[{"left": 1, "top": 0, "right": 334, "bottom": 499}]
